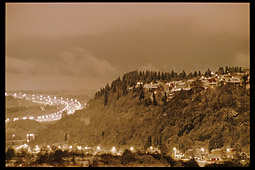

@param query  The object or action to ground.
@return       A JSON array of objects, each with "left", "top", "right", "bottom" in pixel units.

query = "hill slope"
[{"left": 31, "top": 80, "right": 250, "bottom": 154}]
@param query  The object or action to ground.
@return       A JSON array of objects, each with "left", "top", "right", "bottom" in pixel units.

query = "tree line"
[{"left": 95, "top": 66, "right": 244, "bottom": 100}]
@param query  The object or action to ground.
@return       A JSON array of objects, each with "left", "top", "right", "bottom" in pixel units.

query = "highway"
[{"left": 5, "top": 92, "right": 83, "bottom": 123}]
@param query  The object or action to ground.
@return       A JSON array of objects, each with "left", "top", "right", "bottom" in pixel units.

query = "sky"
[{"left": 5, "top": 3, "right": 250, "bottom": 92}]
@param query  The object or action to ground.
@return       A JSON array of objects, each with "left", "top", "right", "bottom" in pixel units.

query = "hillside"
[
  {"left": 5, "top": 96, "right": 62, "bottom": 120},
  {"left": 31, "top": 72, "right": 250, "bottom": 155},
  {"left": 6, "top": 120, "right": 54, "bottom": 141}
]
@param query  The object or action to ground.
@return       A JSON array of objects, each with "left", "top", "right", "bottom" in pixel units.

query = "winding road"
[{"left": 5, "top": 92, "right": 83, "bottom": 123}]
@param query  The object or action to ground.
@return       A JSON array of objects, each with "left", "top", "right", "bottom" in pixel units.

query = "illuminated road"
[{"left": 5, "top": 92, "right": 83, "bottom": 123}]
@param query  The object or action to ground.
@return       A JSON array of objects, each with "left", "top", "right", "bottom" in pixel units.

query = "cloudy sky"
[{"left": 6, "top": 3, "right": 250, "bottom": 92}]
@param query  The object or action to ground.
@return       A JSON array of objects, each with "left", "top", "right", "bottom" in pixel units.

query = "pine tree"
[
  {"left": 182, "top": 70, "right": 186, "bottom": 79},
  {"left": 193, "top": 71, "right": 198, "bottom": 77},
  {"left": 225, "top": 66, "right": 229, "bottom": 74},
  {"left": 198, "top": 70, "right": 201, "bottom": 76},
  {"left": 218, "top": 67, "right": 224, "bottom": 75}
]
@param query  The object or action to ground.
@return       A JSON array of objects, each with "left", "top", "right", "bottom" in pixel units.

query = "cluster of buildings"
[
  {"left": 174, "top": 147, "right": 249, "bottom": 166},
  {"left": 135, "top": 69, "right": 250, "bottom": 101}
]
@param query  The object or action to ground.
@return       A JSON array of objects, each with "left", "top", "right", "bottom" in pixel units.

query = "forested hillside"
[{"left": 31, "top": 70, "right": 250, "bottom": 155}]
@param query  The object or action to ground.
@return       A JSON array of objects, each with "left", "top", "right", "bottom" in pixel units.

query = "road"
[{"left": 5, "top": 92, "right": 83, "bottom": 123}]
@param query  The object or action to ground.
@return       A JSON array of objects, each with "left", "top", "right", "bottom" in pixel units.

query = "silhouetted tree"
[
  {"left": 218, "top": 67, "right": 224, "bottom": 75},
  {"left": 139, "top": 90, "right": 145, "bottom": 102},
  {"left": 6, "top": 147, "right": 15, "bottom": 161},
  {"left": 193, "top": 71, "right": 198, "bottom": 77}
]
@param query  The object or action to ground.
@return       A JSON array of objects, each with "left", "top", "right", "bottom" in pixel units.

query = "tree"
[
  {"left": 117, "top": 91, "right": 120, "bottom": 100},
  {"left": 6, "top": 147, "right": 15, "bottom": 161},
  {"left": 144, "top": 135, "right": 152, "bottom": 149},
  {"left": 193, "top": 71, "right": 198, "bottom": 77},
  {"left": 53, "top": 149, "right": 64, "bottom": 164},
  {"left": 218, "top": 67, "right": 224, "bottom": 75},
  {"left": 205, "top": 68, "right": 211, "bottom": 77},
  {"left": 182, "top": 70, "right": 186, "bottom": 79},
  {"left": 225, "top": 66, "right": 229, "bottom": 74},
  {"left": 153, "top": 92, "right": 157, "bottom": 105},
  {"left": 139, "top": 90, "right": 145, "bottom": 102},
  {"left": 242, "top": 75, "right": 248, "bottom": 87},
  {"left": 64, "top": 133, "right": 67, "bottom": 142},
  {"left": 162, "top": 91, "right": 167, "bottom": 104},
  {"left": 208, "top": 134, "right": 224, "bottom": 151}
]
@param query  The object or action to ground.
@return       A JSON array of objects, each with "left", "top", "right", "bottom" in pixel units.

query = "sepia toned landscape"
[{"left": 5, "top": 3, "right": 250, "bottom": 167}]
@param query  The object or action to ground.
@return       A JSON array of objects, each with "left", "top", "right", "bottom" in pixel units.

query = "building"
[
  {"left": 143, "top": 83, "right": 158, "bottom": 92},
  {"left": 243, "top": 68, "right": 250, "bottom": 74},
  {"left": 227, "top": 77, "right": 241, "bottom": 86}
]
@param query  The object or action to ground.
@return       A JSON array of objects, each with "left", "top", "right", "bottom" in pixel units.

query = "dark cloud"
[{"left": 6, "top": 3, "right": 249, "bottom": 91}]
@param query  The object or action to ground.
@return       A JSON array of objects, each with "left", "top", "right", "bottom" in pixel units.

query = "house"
[
  {"left": 186, "top": 79, "right": 195, "bottom": 88},
  {"left": 201, "top": 79, "right": 209, "bottom": 87},
  {"left": 227, "top": 77, "right": 241, "bottom": 86},
  {"left": 135, "top": 81, "right": 144, "bottom": 88},
  {"left": 207, "top": 77, "right": 217, "bottom": 86},
  {"left": 143, "top": 83, "right": 158, "bottom": 92},
  {"left": 243, "top": 68, "right": 250, "bottom": 74}
]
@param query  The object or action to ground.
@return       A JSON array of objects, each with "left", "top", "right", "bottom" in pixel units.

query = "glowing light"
[
  {"left": 130, "top": 147, "right": 134, "bottom": 151},
  {"left": 150, "top": 146, "right": 153, "bottom": 150},
  {"left": 201, "top": 148, "right": 204, "bottom": 152},
  {"left": 111, "top": 146, "right": 116, "bottom": 153},
  {"left": 97, "top": 146, "right": 100, "bottom": 150},
  {"left": 69, "top": 146, "right": 72, "bottom": 149}
]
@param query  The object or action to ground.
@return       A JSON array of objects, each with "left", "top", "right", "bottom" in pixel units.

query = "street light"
[
  {"left": 111, "top": 146, "right": 116, "bottom": 153},
  {"left": 173, "top": 147, "right": 176, "bottom": 158}
]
